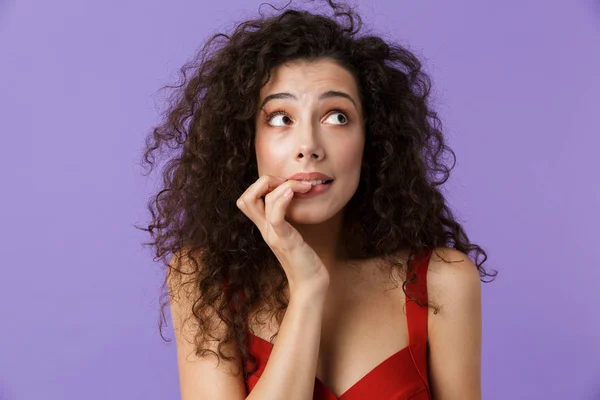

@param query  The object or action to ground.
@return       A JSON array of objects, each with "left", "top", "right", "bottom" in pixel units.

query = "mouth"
[
  {"left": 292, "top": 179, "right": 334, "bottom": 199},
  {"left": 296, "top": 179, "right": 334, "bottom": 186}
]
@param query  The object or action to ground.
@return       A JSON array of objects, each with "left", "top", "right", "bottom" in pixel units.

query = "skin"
[
  {"left": 252, "top": 57, "right": 482, "bottom": 399},
  {"left": 254, "top": 57, "right": 365, "bottom": 275}
]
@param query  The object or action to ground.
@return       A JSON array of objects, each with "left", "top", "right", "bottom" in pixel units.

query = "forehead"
[{"left": 259, "top": 58, "right": 359, "bottom": 99}]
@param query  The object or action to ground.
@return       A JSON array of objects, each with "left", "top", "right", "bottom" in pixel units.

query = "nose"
[
  {"left": 297, "top": 150, "right": 321, "bottom": 160},
  {"left": 295, "top": 123, "right": 324, "bottom": 161}
]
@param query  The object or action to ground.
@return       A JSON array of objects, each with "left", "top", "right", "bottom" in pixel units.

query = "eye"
[
  {"left": 266, "top": 110, "right": 293, "bottom": 127},
  {"left": 264, "top": 108, "right": 351, "bottom": 127},
  {"left": 323, "top": 110, "right": 350, "bottom": 125}
]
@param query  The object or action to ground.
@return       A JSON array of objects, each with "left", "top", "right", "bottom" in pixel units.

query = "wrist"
[{"left": 290, "top": 278, "right": 329, "bottom": 303}]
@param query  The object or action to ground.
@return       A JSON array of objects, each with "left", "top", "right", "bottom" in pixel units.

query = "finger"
[
  {"left": 268, "top": 188, "right": 296, "bottom": 239},
  {"left": 236, "top": 175, "right": 286, "bottom": 226},
  {"left": 264, "top": 179, "right": 312, "bottom": 215},
  {"left": 265, "top": 181, "right": 313, "bottom": 232}
]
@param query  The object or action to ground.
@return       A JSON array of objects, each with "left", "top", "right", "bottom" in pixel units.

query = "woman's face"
[{"left": 254, "top": 58, "right": 365, "bottom": 224}]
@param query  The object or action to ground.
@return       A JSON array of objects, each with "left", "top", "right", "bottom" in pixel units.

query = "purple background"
[{"left": 2, "top": 0, "right": 599, "bottom": 399}]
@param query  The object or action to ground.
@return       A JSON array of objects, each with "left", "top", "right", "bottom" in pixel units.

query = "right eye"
[{"left": 266, "top": 111, "right": 293, "bottom": 127}]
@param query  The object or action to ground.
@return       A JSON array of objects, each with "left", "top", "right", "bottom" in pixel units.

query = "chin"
[
  {"left": 285, "top": 202, "right": 345, "bottom": 225},
  {"left": 285, "top": 207, "right": 332, "bottom": 225},
  {"left": 286, "top": 212, "right": 329, "bottom": 225}
]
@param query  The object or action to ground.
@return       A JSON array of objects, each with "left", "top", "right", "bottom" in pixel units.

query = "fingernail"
[{"left": 277, "top": 177, "right": 287, "bottom": 182}]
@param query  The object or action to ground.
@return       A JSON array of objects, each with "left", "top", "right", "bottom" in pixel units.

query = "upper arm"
[
  {"left": 168, "top": 250, "right": 247, "bottom": 400},
  {"left": 427, "top": 247, "right": 482, "bottom": 400}
]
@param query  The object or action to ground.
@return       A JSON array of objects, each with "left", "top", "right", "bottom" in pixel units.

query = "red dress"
[{"left": 228, "top": 248, "right": 433, "bottom": 400}]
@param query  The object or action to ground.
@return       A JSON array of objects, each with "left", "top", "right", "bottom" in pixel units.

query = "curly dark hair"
[{"left": 136, "top": 0, "right": 497, "bottom": 383}]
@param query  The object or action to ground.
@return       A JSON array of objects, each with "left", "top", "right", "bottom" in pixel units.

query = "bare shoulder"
[
  {"left": 167, "top": 249, "right": 247, "bottom": 400},
  {"left": 426, "top": 246, "right": 482, "bottom": 312},
  {"left": 425, "top": 246, "right": 482, "bottom": 400}
]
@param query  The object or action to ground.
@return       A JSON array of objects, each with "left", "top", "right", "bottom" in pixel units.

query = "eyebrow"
[{"left": 259, "top": 90, "right": 359, "bottom": 111}]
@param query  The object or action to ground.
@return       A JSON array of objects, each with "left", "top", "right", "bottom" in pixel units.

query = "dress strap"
[{"left": 405, "top": 248, "right": 434, "bottom": 393}]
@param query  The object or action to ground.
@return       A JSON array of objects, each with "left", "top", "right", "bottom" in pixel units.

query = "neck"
[{"left": 290, "top": 209, "right": 349, "bottom": 275}]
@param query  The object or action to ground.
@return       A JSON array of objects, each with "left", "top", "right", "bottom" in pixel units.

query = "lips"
[
  {"left": 287, "top": 172, "right": 333, "bottom": 181},
  {"left": 293, "top": 179, "right": 334, "bottom": 199}
]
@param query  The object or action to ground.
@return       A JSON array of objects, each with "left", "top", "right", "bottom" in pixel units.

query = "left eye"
[{"left": 324, "top": 111, "right": 349, "bottom": 125}]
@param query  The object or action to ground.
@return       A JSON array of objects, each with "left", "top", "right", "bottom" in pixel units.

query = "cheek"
[
  {"left": 255, "top": 143, "right": 267, "bottom": 170},
  {"left": 337, "top": 141, "right": 364, "bottom": 171},
  {"left": 254, "top": 135, "right": 270, "bottom": 168},
  {"left": 255, "top": 140, "right": 287, "bottom": 173}
]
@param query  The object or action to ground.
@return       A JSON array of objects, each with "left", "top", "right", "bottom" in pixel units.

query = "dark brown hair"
[{"left": 136, "top": 0, "right": 497, "bottom": 381}]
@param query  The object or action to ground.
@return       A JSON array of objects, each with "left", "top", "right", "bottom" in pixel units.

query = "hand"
[{"left": 236, "top": 175, "right": 331, "bottom": 295}]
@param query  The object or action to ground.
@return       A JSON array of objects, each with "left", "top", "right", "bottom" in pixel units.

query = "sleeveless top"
[{"left": 223, "top": 248, "right": 433, "bottom": 400}]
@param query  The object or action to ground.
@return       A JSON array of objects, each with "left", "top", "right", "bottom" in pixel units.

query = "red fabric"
[{"left": 225, "top": 248, "right": 433, "bottom": 400}]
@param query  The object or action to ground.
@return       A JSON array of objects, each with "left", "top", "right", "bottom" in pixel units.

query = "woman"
[{"left": 138, "top": 1, "right": 497, "bottom": 399}]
